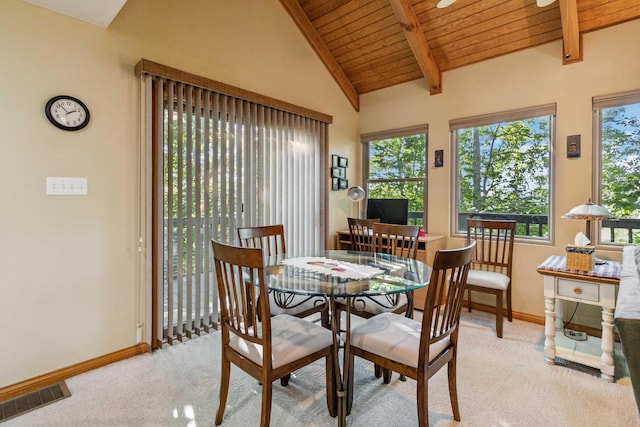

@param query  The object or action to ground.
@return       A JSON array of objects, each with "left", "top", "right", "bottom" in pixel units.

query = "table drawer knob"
[{"left": 573, "top": 287, "right": 582, "bottom": 295}]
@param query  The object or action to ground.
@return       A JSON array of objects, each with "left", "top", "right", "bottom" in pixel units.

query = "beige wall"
[
  {"left": 0, "top": 0, "right": 357, "bottom": 388},
  {"left": 359, "top": 19, "right": 640, "bottom": 323}
]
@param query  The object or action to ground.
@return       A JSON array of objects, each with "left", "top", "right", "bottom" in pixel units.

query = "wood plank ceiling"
[{"left": 279, "top": 0, "right": 640, "bottom": 111}]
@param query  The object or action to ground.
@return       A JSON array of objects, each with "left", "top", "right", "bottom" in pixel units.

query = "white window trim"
[
  {"left": 450, "top": 104, "right": 556, "bottom": 242},
  {"left": 592, "top": 89, "right": 640, "bottom": 249}
]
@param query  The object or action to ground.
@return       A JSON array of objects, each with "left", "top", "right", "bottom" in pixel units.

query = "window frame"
[
  {"left": 361, "top": 124, "right": 429, "bottom": 228},
  {"left": 450, "top": 104, "right": 556, "bottom": 242},
  {"left": 592, "top": 89, "right": 640, "bottom": 248}
]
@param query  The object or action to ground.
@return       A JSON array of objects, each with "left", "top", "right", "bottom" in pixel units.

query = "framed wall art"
[{"left": 567, "top": 135, "right": 581, "bottom": 158}]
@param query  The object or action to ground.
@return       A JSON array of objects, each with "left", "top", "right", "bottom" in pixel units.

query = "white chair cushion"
[
  {"left": 269, "top": 293, "right": 325, "bottom": 316},
  {"left": 229, "top": 314, "right": 333, "bottom": 369},
  {"left": 350, "top": 312, "right": 449, "bottom": 368},
  {"left": 466, "top": 269, "right": 510, "bottom": 291}
]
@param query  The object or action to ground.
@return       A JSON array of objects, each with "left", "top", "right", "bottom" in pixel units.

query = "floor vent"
[{"left": 0, "top": 382, "right": 71, "bottom": 423}]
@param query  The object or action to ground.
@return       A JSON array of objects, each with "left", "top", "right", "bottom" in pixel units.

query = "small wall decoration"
[
  {"left": 434, "top": 149, "right": 444, "bottom": 167},
  {"left": 332, "top": 177, "right": 339, "bottom": 191},
  {"left": 567, "top": 135, "right": 581, "bottom": 158},
  {"left": 330, "top": 154, "right": 349, "bottom": 190}
]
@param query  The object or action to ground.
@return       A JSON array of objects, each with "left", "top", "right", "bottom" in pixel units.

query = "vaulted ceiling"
[{"left": 279, "top": 0, "right": 640, "bottom": 110}]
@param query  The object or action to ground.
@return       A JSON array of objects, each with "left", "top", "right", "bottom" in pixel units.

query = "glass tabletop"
[{"left": 265, "top": 250, "right": 431, "bottom": 298}]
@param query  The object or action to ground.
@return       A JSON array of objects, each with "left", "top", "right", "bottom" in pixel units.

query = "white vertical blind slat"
[
  {"left": 194, "top": 87, "right": 203, "bottom": 331},
  {"left": 185, "top": 86, "right": 194, "bottom": 334},
  {"left": 166, "top": 79, "right": 175, "bottom": 341}
]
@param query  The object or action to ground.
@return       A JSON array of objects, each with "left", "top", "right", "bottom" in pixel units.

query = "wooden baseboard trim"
[
  {"left": 463, "top": 301, "right": 545, "bottom": 325},
  {"left": 461, "top": 302, "right": 616, "bottom": 339},
  {"left": 0, "top": 342, "right": 150, "bottom": 402}
]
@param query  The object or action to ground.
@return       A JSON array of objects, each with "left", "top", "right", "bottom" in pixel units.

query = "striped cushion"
[
  {"left": 466, "top": 269, "right": 510, "bottom": 291},
  {"left": 350, "top": 312, "right": 449, "bottom": 368},
  {"left": 229, "top": 314, "right": 332, "bottom": 369}
]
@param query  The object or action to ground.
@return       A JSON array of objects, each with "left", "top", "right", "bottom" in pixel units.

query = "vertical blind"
[{"left": 140, "top": 61, "right": 329, "bottom": 346}]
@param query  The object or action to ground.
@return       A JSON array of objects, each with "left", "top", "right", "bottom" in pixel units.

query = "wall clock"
[{"left": 45, "top": 95, "right": 90, "bottom": 131}]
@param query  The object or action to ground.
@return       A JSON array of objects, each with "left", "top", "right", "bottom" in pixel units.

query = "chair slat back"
[
  {"left": 212, "top": 240, "right": 270, "bottom": 346},
  {"left": 372, "top": 222, "right": 420, "bottom": 260},
  {"left": 420, "top": 242, "right": 475, "bottom": 350},
  {"left": 347, "top": 217, "right": 379, "bottom": 253},
  {"left": 466, "top": 219, "right": 515, "bottom": 277},
  {"left": 237, "top": 224, "right": 286, "bottom": 263}
]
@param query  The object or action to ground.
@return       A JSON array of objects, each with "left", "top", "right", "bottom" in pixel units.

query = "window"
[
  {"left": 452, "top": 104, "right": 555, "bottom": 240},
  {"left": 594, "top": 90, "right": 640, "bottom": 245},
  {"left": 361, "top": 125, "right": 428, "bottom": 227}
]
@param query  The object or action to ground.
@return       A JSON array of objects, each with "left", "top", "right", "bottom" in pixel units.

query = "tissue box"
[{"left": 565, "top": 245, "right": 595, "bottom": 271}]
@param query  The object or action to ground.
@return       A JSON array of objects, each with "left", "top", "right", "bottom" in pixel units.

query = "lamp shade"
[{"left": 562, "top": 199, "right": 611, "bottom": 220}]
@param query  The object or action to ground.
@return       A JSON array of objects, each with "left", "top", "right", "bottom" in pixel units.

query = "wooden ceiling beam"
[
  {"left": 279, "top": 0, "right": 360, "bottom": 111},
  {"left": 388, "top": 0, "right": 442, "bottom": 95},
  {"left": 559, "top": 0, "right": 582, "bottom": 64}
]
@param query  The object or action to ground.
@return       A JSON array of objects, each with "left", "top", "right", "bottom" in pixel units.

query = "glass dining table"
[{"left": 264, "top": 250, "right": 432, "bottom": 427}]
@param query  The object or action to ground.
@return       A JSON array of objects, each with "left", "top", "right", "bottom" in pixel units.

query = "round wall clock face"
[{"left": 45, "top": 95, "right": 90, "bottom": 131}]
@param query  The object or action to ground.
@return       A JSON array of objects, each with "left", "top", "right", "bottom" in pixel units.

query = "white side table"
[{"left": 537, "top": 255, "right": 620, "bottom": 382}]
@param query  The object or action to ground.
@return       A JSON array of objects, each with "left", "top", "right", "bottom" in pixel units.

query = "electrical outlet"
[{"left": 564, "top": 329, "right": 587, "bottom": 341}]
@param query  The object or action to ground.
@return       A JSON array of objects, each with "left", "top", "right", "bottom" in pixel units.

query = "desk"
[
  {"left": 335, "top": 230, "right": 444, "bottom": 310},
  {"left": 537, "top": 256, "right": 620, "bottom": 381},
  {"left": 266, "top": 250, "right": 431, "bottom": 426}
]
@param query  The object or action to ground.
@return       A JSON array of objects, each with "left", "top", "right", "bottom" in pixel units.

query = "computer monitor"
[{"left": 366, "top": 198, "right": 409, "bottom": 225}]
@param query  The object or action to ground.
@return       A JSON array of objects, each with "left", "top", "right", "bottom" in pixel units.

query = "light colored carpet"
[{"left": 5, "top": 310, "right": 639, "bottom": 427}]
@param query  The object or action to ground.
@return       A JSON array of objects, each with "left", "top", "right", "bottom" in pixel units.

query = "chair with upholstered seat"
[
  {"left": 237, "top": 224, "right": 329, "bottom": 329},
  {"left": 347, "top": 217, "right": 379, "bottom": 252},
  {"left": 339, "top": 221, "right": 420, "bottom": 381},
  {"left": 211, "top": 240, "right": 336, "bottom": 426},
  {"left": 346, "top": 242, "right": 476, "bottom": 426},
  {"left": 355, "top": 222, "right": 420, "bottom": 318},
  {"left": 465, "top": 219, "right": 516, "bottom": 338}
]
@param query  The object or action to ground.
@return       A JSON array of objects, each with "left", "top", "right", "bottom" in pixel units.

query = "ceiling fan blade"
[
  {"left": 437, "top": 0, "right": 457, "bottom": 8},
  {"left": 537, "top": 0, "right": 556, "bottom": 6}
]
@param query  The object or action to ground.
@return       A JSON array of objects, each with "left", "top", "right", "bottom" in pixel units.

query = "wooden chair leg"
[
  {"left": 448, "top": 355, "right": 460, "bottom": 421},
  {"left": 507, "top": 285, "right": 513, "bottom": 322},
  {"left": 215, "top": 358, "right": 231, "bottom": 425},
  {"left": 416, "top": 373, "right": 428, "bottom": 427},
  {"left": 326, "top": 353, "right": 337, "bottom": 417},
  {"left": 280, "top": 374, "right": 290, "bottom": 386},
  {"left": 374, "top": 364, "right": 382, "bottom": 378},
  {"left": 467, "top": 288, "right": 472, "bottom": 312},
  {"left": 495, "top": 290, "right": 504, "bottom": 338},
  {"left": 260, "top": 379, "right": 272, "bottom": 427},
  {"left": 382, "top": 368, "right": 392, "bottom": 384}
]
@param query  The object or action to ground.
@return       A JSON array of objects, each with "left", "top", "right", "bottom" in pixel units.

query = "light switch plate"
[{"left": 46, "top": 177, "right": 88, "bottom": 195}]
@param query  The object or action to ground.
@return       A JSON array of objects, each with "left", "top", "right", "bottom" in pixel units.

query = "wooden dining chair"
[
  {"left": 339, "top": 222, "right": 420, "bottom": 381},
  {"left": 347, "top": 217, "right": 379, "bottom": 252},
  {"left": 465, "top": 219, "right": 516, "bottom": 338},
  {"left": 237, "top": 224, "right": 329, "bottom": 329},
  {"left": 346, "top": 242, "right": 476, "bottom": 426},
  {"left": 211, "top": 240, "right": 336, "bottom": 426},
  {"left": 344, "top": 222, "right": 420, "bottom": 319}
]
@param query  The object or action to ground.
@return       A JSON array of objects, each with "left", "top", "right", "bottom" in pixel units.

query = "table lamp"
[{"left": 561, "top": 198, "right": 612, "bottom": 241}]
